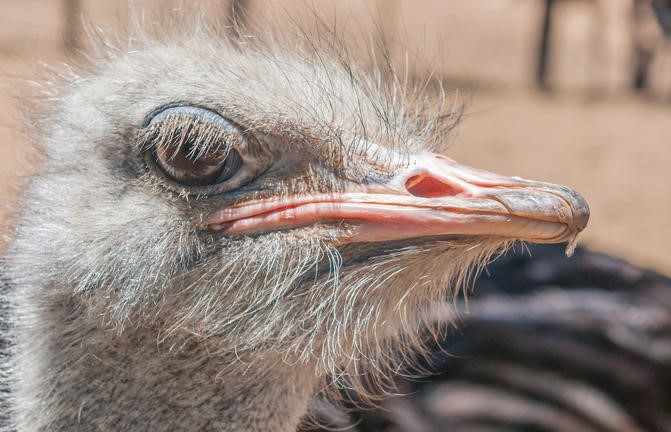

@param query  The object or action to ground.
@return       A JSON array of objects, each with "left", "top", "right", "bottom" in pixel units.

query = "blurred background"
[{"left": 0, "top": 0, "right": 669, "bottom": 274}]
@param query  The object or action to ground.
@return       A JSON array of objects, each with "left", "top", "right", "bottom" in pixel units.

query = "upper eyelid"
[
  {"left": 143, "top": 105, "right": 240, "bottom": 132},
  {"left": 138, "top": 105, "right": 254, "bottom": 155}
]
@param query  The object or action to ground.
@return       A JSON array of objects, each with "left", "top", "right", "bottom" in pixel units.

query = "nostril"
[{"left": 405, "top": 174, "right": 463, "bottom": 198}]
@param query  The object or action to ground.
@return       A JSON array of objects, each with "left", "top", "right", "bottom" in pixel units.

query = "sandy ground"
[{"left": 0, "top": 0, "right": 669, "bottom": 274}]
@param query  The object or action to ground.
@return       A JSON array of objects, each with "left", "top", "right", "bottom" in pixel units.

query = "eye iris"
[
  {"left": 144, "top": 107, "right": 245, "bottom": 188},
  {"left": 155, "top": 138, "right": 242, "bottom": 187}
]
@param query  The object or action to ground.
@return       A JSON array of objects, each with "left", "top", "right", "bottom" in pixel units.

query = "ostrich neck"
[{"left": 13, "top": 296, "right": 315, "bottom": 431}]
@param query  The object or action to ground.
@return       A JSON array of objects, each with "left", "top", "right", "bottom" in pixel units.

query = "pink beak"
[{"left": 205, "top": 152, "right": 589, "bottom": 248}]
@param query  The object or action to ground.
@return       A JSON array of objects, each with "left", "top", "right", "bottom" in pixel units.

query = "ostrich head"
[{"left": 6, "top": 20, "right": 588, "bottom": 432}]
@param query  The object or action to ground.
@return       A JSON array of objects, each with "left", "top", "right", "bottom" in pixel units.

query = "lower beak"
[{"left": 205, "top": 153, "right": 589, "bottom": 249}]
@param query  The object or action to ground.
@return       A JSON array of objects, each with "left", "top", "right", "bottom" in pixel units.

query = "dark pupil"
[{"left": 155, "top": 135, "right": 242, "bottom": 187}]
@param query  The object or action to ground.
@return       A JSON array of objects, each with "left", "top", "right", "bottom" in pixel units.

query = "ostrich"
[{"left": 2, "top": 19, "right": 588, "bottom": 432}]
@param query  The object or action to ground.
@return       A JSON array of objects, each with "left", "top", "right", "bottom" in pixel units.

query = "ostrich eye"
[{"left": 142, "top": 106, "right": 246, "bottom": 188}]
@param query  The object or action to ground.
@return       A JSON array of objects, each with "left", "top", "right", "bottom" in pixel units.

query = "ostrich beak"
[{"left": 205, "top": 152, "right": 589, "bottom": 249}]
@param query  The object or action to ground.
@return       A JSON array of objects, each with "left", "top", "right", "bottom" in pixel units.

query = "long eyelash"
[{"left": 137, "top": 114, "right": 236, "bottom": 161}]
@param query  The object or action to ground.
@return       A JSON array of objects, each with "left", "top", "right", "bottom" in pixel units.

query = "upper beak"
[{"left": 205, "top": 152, "right": 589, "bottom": 248}]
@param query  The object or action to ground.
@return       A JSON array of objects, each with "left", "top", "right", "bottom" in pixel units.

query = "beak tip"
[
  {"left": 560, "top": 188, "right": 589, "bottom": 256},
  {"left": 569, "top": 190, "right": 590, "bottom": 233}
]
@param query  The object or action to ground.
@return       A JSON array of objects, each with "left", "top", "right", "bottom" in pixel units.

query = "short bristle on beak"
[{"left": 205, "top": 152, "right": 589, "bottom": 252}]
